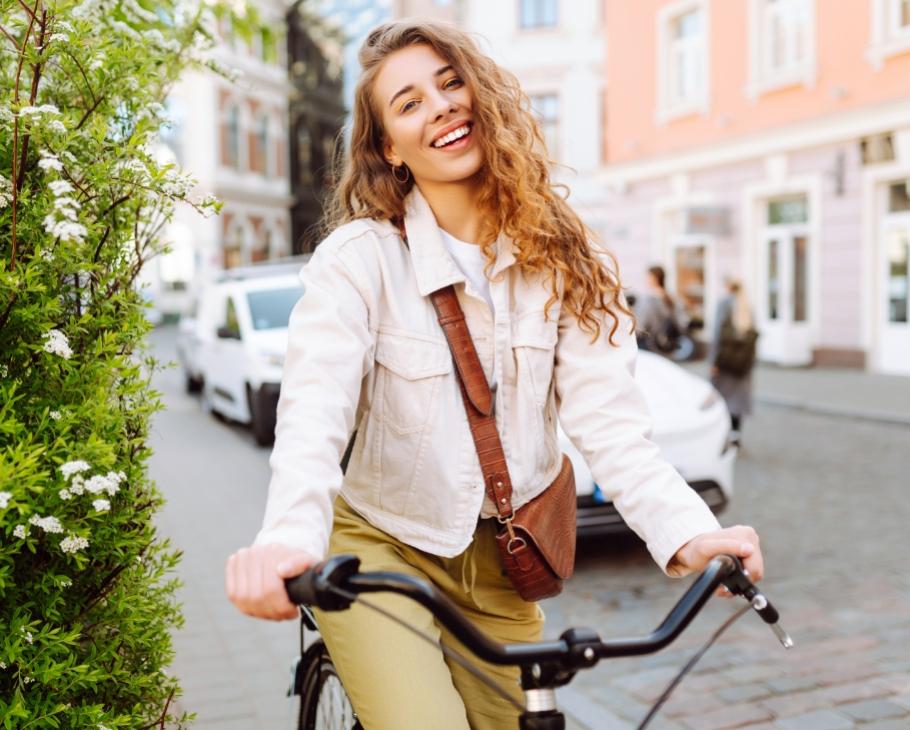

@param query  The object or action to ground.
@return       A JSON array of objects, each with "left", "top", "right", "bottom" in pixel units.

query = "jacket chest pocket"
[
  {"left": 374, "top": 331, "right": 453, "bottom": 434},
  {"left": 511, "top": 314, "right": 558, "bottom": 407}
]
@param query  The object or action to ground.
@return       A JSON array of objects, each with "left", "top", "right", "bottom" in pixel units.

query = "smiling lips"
[{"left": 431, "top": 122, "right": 473, "bottom": 149}]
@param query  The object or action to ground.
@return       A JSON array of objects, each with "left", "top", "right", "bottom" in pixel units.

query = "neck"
[{"left": 416, "top": 176, "right": 484, "bottom": 244}]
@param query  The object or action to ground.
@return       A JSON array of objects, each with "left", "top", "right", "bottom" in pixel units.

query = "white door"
[
  {"left": 207, "top": 295, "right": 248, "bottom": 420},
  {"left": 877, "top": 217, "right": 910, "bottom": 374},
  {"left": 758, "top": 227, "right": 812, "bottom": 365}
]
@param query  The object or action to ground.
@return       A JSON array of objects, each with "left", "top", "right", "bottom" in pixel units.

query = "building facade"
[
  {"left": 604, "top": 0, "right": 910, "bottom": 375},
  {"left": 148, "top": 1, "right": 293, "bottom": 314}
]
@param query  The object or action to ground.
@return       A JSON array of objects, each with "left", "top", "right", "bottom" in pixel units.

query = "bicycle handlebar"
[{"left": 285, "top": 552, "right": 791, "bottom": 672}]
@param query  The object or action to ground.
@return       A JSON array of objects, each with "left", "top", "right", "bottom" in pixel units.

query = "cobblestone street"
[
  {"left": 547, "top": 406, "right": 910, "bottom": 729},
  {"left": 149, "top": 328, "right": 910, "bottom": 728}
]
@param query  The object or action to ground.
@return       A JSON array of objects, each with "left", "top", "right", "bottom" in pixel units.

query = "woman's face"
[{"left": 373, "top": 44, "right": 483, "bottom": 189}]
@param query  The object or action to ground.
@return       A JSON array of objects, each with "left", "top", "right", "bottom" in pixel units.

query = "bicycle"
[{"left": 286, "top": 553, "right": 792, "bottom": 730}]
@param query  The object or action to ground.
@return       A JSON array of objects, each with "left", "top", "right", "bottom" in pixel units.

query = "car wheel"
[
  {"left": 185, "top": 373, "right": 203, "bottom": 394},
  {"left": 247, "top": 384, "right": 276, "bottom": 447}
]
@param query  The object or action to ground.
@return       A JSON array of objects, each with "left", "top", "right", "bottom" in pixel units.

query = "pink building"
[{"left": 604, "top": 0, "right": 910, "bottom": 375}]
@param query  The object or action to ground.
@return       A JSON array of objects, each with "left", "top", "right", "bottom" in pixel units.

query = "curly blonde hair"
[{"left": 324, "top": 20, "right": 632, "bottom": 342}]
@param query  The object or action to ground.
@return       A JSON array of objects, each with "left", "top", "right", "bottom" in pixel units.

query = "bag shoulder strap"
[{"left": 429, "top": 285, "right": 515, "bottom": 521}]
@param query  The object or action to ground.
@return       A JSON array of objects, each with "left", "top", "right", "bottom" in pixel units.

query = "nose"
[{"left": 428, "top": 87, "right": 456, "bottom": 122}]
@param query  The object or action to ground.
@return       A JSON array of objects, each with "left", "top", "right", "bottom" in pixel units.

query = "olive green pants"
[{"left": 314, "top": 497, "right": 544, "bottom": 730}]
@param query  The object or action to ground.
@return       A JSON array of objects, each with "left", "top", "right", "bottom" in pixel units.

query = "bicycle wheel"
[{"left": 299, "top": 642, "right": 360, "bottom": 730}]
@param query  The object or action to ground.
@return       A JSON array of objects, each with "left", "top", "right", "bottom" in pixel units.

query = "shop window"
[
  {"left": 888, "top": 180, "right": 910, "bottom": 212},
  {"left": 674, "top": 244, "right": 707, "bottom": 327},
  {"left": 767, "top": 238, "right": 780, "bottom": 320},
  {"left": 887, "top": 233, "right": 909, "bottom": 323},
  {"left": 767, "top": 196, "right": 808, "bottom": 224}
]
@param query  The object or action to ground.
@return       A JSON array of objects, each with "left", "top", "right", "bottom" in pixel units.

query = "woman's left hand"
[{"left": 670, "top": 525, "right": 763, "bottom": 597}]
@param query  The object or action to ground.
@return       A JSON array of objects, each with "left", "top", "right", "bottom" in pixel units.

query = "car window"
[
  {"left": 246, "top": 286, "right": 305, "bottom": 330},
  {"left": 224, "top": 297, "right": 241, "bottom": 338}
]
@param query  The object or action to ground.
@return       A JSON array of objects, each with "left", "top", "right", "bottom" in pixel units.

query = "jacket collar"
[{"left": 402, "top": 187, "right": 518, "bottom": 297}]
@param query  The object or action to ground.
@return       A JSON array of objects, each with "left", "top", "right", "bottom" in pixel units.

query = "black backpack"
[{"left": 714, "top": 319, "right": 759, "bottom": 377}]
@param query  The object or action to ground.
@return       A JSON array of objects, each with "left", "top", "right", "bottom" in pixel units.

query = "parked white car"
[
  {"left": 179, "top": 260, "right": 308, "bottom": 445},
  {"left": 567, "top": 350, "right": 736, "bottom": 537}
]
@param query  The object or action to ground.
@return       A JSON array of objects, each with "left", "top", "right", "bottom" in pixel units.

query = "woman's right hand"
[{"left": 225, "top": 543, "right": 316, "bottom": 621}]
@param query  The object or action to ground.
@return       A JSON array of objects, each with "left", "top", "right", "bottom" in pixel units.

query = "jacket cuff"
[
  {"left": 648, "top": 512, "right": 723, "bottom": 577},
  {"left": 253, "top": 526, "right": 327, "bottom": 562}
]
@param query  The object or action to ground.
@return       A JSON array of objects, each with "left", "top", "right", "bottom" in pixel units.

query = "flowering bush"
[{"left": 0, "top": 0, "right": 263, "bottom": 725}]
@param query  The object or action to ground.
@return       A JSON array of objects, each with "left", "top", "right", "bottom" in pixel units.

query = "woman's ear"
[{"left": 383, "top": 139, "right": 401, "bottom": 168}]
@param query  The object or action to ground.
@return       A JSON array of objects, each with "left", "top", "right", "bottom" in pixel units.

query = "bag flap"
[{"left": 511, "top": 455, "right": 576, "bottom": 580}]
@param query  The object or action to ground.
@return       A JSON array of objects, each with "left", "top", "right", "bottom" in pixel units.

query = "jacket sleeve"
[
  {"left": 253, "top": 237, "right": 375, "bottom": 559},
  {"left": 707, "top": 296, "right": 732, "bottom": 365},
  {"left": 554, "top": 302, "right": 721, "bottom": 575}
]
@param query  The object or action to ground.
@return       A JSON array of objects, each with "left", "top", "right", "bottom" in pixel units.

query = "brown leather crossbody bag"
[{"left": 430, "top": 285, "right": 576, "bottom": 602}]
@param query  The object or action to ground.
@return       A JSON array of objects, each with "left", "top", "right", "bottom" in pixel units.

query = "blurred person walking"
[
  {"left": 709, "top": 279, "right": 759, "bottom": 446},
  {"left": 635, "top": 265, "right": 688, "bottom": 357}
]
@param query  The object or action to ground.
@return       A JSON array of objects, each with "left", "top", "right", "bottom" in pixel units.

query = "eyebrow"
[{"left": 388, "top": 65, "right": 456, "bottom": 109}]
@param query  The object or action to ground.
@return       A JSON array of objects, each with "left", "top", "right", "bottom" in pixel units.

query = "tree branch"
[
  {"left": 75, "top": 92, "right": 106, "bottom": 130},
  {"left": 16, "top": 6, "right": 48, "bottom": 191}
]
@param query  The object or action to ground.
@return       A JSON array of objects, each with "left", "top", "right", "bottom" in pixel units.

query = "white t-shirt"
[
  {"left": 439, "top": 228, "right": 497, "bottom": 390},
  {"left": 439, "top": 229, "right": 494, "bottom": 314}
]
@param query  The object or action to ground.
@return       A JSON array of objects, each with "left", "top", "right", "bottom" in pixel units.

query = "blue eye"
[{"left": 400, "top": 100, "right": 418, "bottom": 113}]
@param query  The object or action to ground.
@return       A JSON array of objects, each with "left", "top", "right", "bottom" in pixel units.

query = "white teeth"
[{"left": 433, "top": 124, "right": 470, "bottom": 148}]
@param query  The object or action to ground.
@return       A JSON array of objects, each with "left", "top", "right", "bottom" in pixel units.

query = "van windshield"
[{"left": 246, "top": 286, "right": 304, "bottom": 330}]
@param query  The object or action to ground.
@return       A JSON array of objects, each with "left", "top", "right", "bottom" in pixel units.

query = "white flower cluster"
[
  {"left": 83, "top": 471, "right": 125, "bottom": 497},
  {"left": 37, "top": 151, "right": 62, "bottom": 173},
  {"left": 43, "top": 329, "right": 73, "bottom": 359},
  {"left": 60, "top": 534, "right": 89, "bottom": 553},
  {"left": 42, "top": 169, "right": 87, "bottom": 244},
  {"left": 49, "top": 409, "right": 62, "bottom": 421},
  {"left": 13, "top": 525, "right": 27, "bottom": 539},
  {"left": 0, "top": 492, "right": 11, "bottom": 509},
  {"left": 0, "top": 174, "right": 12, "bottom": 210},
  {"left": 60, "top": 460, "right": 91, "bottom": 479},
  {"left": 18, "top": 104, "right": 61, "bottom": 119},
  {"left": 29, "top": 514, "right": 64, "bottom": 534},
  {"left": 92, "top": 499, "right": 110, "bottom": 512},
  {"left": 142, "top": 28, "right": 182, "bottom": 53},
  {"left": 161, "top": 168, "right": 196, "bottom": 199}
]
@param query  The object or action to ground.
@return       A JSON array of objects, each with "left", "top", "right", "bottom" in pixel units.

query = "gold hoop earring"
[{"left": 392, "top": 164, "right": 410, "bottom": 183}]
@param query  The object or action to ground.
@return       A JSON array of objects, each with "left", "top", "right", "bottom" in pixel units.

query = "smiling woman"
[{"left": 226, "top": 19, "right": 766, "bottom": 730}]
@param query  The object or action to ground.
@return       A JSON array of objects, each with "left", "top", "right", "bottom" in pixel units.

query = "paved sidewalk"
[{"left": 685, "top": 362, "right": 910, "bottom": 426}]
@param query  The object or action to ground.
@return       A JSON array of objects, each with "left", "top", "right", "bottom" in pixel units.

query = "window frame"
[
  {"left": 869, "top": 0, "right": 910, "bottom": 68},
  {"left": 746, "top": 0, "right": 816, "bottom": 99},
  {"left": 656, "top": 0, "right": 710, "bottom": 124},
  {"left": 529, "top": 92, "right": 560, "bottom": 160}
]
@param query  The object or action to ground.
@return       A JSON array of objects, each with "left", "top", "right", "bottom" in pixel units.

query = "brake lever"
[{"left": 721, "top": 558, "right": 794, "bottom": 649}]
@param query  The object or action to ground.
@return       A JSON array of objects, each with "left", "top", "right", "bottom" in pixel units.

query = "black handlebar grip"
[{"left": 285, "top": 570, "right": 319, "bottom": 606}]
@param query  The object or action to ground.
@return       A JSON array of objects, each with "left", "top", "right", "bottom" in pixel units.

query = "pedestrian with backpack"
[
  {"left": 635, "top": 265, "right": 686, "bottom": 356},
  {"left": 709, "top": 279, "right": 759, "bottom": 446}
]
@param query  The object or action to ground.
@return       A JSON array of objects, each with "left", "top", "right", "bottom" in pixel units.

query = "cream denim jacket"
[{"left": 255, "top": 189, "right": 720, "bottom": 573}]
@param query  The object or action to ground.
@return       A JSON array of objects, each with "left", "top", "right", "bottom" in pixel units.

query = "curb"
[{"left": 757, "top": 395, "right": 910, "bottom": 427}]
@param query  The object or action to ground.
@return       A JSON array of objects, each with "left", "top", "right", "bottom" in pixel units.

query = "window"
[
  {"left": 519, "top": 0, "right": 558, "bottom": 29},
  {"left": 222, "top": 104, "right": 240, "bottom": 169},
  {"left": 869, "top": 0, "right": 910, "bottom": 67},
  {"left": 887, "top": 233, "right": 909, "bottom": 323},
  {"left": 223, "top": 298, "right": 241, "bottom": 339},
  {"left": 758, "top": 0, "right": 812, "bottom": 79},
  {"left": 674, "top": 244, "right": 708, "bottom": 327},
  {"left": 890, "top": 0, "right": 910, "bottom": 35},
  {"left": 529, "top": 93, "right": 559, "bottom": 159},
  {"left": 889, "top": 180, "right": 910, "bottom": 212},
  {"left": 247, "top": 287, "right": 305, "bottom": 330},
  {"left": 767, "top": 196, "right": 808, "bottom": 224},
  {"left": 250, "top": 115, "right": 269, "bottom": 174},
  {"left": 658, "top": 2, "right": 708, "bottom": 120},
  {"left": 223, "top": 222, "right": 243, "bottom": 269}
]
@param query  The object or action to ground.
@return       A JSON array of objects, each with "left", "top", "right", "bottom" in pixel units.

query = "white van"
[{"left": 179, "top": 259, "right": 308, "bottom": 445}]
